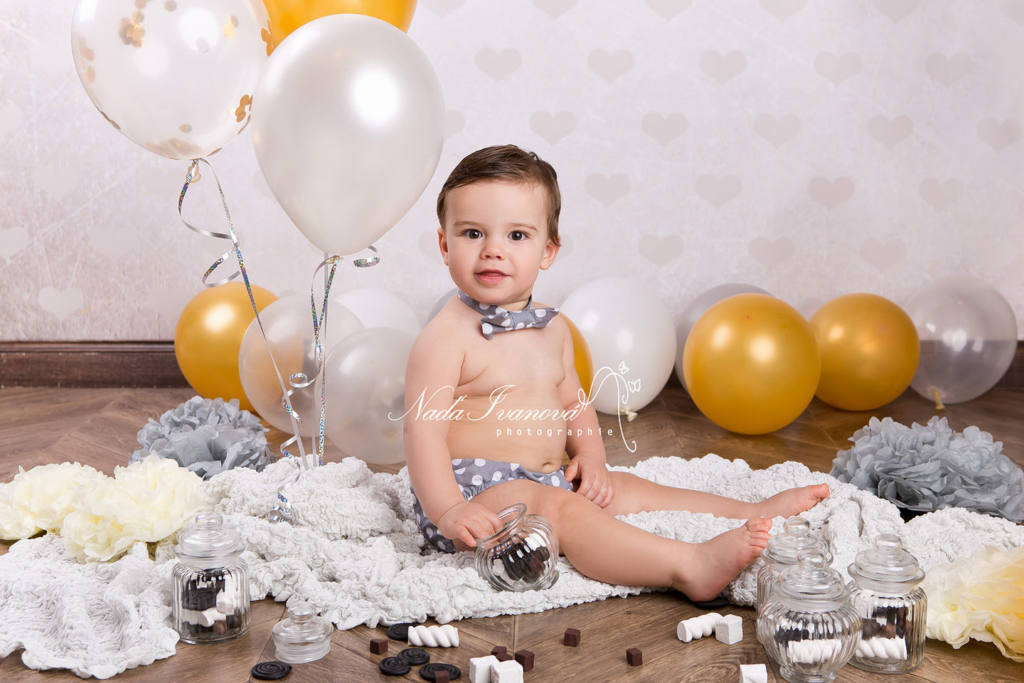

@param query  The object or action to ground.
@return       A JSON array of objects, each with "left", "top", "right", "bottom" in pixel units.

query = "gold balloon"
[
  {"left": 683, "top": 294, "right": 820, "bottom": 435},
  {"left": 174, "top": 282, "right": 277, "bottom": 411},
  {"left": 262, "top": 0, "right": 417, "bottom": 51},
  {"left": 563, "top": 314, "right": 594, "bottom": 397},
  {"left": 810, "top": 293, "right": 920, "bottom": 411}
]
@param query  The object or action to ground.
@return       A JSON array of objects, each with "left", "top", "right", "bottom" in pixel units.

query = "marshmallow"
[
  {"left": 215, "top": 590, "right": 236, "bottom": 614},
  {"left": 786, "top": 638, "right": 841, "bottom": 664},
  {"left": 739, "top": 663, "right": 768, "bottom": 683},
  {"left": 715, "top": 614, "right": 743, "bottom": 645},
  {"left": 198, "top": 607, "right": 227, "bottom": 627},
  {"left": 676, "top": 613, "right": 723, "bottom": 642},
  {"left": 408, "top": 624, "right": 459, "bottom": 647},
  {"left": 855, "top": 637, "right": 907, "bottom": 660},
  {"left": 489, "top": 658, "right": 523, "bottom": 683},
  {"left": 469, "top": 655, "right": 499, "bottom": 683}
]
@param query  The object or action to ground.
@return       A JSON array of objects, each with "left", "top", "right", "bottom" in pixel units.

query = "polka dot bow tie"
[{"left": 457, "top": 290, "right": 560, "bottom": 340}]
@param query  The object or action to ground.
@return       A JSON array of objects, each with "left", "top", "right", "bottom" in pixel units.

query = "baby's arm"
[
  {"left": 555, "top": 319, "right": 614, "bottom": 507},
  {"left": 404, "top": 324, "right": 500, "bottom": 547}
]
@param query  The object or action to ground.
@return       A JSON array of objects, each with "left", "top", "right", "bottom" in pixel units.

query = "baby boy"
[{"left": 403, "top": 145, "right": 828, "bottom": 601}]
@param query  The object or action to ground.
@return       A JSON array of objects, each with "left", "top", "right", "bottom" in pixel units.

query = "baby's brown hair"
[{"left": 436, "top": 144, "right": 561, "bottom": 246}]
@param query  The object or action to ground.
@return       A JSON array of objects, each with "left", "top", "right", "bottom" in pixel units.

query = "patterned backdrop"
[{"left": 1, "top": 0, "right": 1022, "bottom": 340}]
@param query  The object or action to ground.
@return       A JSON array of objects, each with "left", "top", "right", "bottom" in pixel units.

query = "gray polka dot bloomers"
[{"left": 412, "top": 457, "right": 575, "bottom": 553}]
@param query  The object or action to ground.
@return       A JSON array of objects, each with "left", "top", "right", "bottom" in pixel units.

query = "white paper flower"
[
  {"left": 0, "top": 462, "right": 105, "bottom": 540},
  {"left": 61, "top": 456, "right": 207, "bottom": 562}
]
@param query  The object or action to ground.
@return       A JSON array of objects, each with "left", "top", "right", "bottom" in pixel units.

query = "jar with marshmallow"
[
  {"left": 756, "top": 550, "right": 860, "bottom": 683},
  {"left": 847, "top": 534, "right": 926, "bottom": 673},
  {"left": 756, "top": 517, "right": 833, "bottom": 617},
  {"left": 172, "top": 511, "right": 251, "bottom": 643}
]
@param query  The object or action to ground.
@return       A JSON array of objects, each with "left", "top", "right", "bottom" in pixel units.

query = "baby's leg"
[
  {"left": 605, "top": 472, "right": 829, "bottom": 520},
  {"left": 471, "top": 479, "right": 771, "bottom": 602}
]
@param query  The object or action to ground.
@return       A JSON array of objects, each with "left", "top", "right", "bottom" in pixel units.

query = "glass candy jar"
[
  {"left": 272, "top": 602, "right": 334, "bottom": 663},
  {"left": 847, "top": 534, "right": 927, "bottom": 673},
  {"left": 757, "top": 517, "right": 833, "bottom": 615},
  {"left": 172, "top": 511, "right": 250, "bottom": 644},
  {"left": 757, "top": 551, "right": 861, "bottom": 683},
  {"left": 475, "top": 503, "right": 559, "bottom": 591}
]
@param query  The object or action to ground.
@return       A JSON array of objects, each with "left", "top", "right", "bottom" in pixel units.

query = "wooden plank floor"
[{"left": 1, "top": 384, "right": 1022, "bottom": 682}]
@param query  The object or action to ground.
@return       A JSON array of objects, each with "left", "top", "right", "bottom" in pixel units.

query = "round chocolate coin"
[
  {"left": 386, "top": 622, "right": 415, "bottom": 641},
  {"left": 378, "top": 657, "right": 411, "bottom": 676},
  {"left": 419, "top": 662, "right": 462, "bottom": 681},
  {"left": 251, "top": 661, "right": 292, "bottom": 680},
  {"left": 398, "top": 647, "right": 430, "bottom": 665}
]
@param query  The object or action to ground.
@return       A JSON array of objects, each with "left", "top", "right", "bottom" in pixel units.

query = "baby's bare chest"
[{"left": 455, "top": 331, "right": 564, "bottom": 398}]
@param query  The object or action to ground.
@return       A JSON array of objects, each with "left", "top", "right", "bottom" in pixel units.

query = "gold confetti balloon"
[{"left": 71, "top": 0, "right": 270, "bottom": 159}]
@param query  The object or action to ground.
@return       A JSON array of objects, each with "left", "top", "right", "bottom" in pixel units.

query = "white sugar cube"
[
  {"left": 489, "top": 658, "right": 523, "bottom": 683},
  {"left": 739, "top": 663, "right": 768, "bottom": 683},
  {"left": 469, "top": 655, "right": 498, "bottom": 683},
  {"left": 715, "top": 614, "right": 743, "bottom": 645}
]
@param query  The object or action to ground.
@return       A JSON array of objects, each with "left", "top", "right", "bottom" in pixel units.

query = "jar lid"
[
  {"left": 272, "top": 602, "right": 333, "bottom": 664},
  {"left": 175, "top": 511, "right": 244, "bottom": 563},
  {"left": 764, "top": 517, "right": 832, "bottom": 565},
  {"left": 776, "top": 551, "right": 848, "bottom": 608},
  {"left": 848, "top": 534, "right": 925, "bottom": 589}
]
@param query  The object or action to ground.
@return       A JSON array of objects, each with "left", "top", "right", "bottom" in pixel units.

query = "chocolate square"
[
  {"left": 491, "top": 645, "right": 507, "bottom": 657},
  {"left": 626, "top": 647, "right": 643, "bottom": 666},
  {"left": 370, "top": 638, "right": 389, "bottom": 654},
  {"left": 563, "top": 628, "right": 581, "bottom": 646},
  {"left": 514, "top": 649, "right": 535, "bottom": 671}
]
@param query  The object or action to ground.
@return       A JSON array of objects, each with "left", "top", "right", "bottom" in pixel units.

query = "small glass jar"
[
  {"left": 757, "top": 517, "right": 833, "bottom": 615},
  {"left": 757, "top": 551, "right": 860, "bottom": 683},
  {"left": 847, "top": 534, "right": 926, "bottom": 673},
  {"left": 475, "top": 503, "right": 559, "bottom": 591},
  {"left": 172, "top": 511, "right": 250, "bottom": 644},
  {"left": 272, "top": 602, "right": 334, "bottom": 663}
]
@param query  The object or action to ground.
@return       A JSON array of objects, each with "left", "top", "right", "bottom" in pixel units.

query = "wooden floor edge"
[{"left": 1, "top": 340, "right": 1022, "bottom": 389}]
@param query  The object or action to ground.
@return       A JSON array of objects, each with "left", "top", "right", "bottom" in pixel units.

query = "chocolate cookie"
[{"left": 419, "top": 662, "right": 462, "bottom": 681}]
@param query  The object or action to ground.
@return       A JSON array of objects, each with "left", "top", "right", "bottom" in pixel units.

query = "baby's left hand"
[{"left": 565, "top": 453, "right": 614, "bottom": 508}]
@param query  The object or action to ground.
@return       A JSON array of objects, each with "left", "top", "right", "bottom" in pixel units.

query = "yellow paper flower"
[
  {"left": 0, "top": 462, "right": 105, "bottom": 540},
  {"left": 923, "top": 546, "right": 1024, "bottom": 661},
  {"left": 61, "top": 456, "right": 207, "bottom": 562}
]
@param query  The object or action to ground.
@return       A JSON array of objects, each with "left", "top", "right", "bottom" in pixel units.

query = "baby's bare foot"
[
  {"left": 675, "top": 518, "right": 772, "bottom": 602},
  {"left": 759, "top": 484, "right": 830, "bottom": 519}
]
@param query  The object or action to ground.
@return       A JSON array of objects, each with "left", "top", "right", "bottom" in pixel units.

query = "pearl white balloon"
[
  {"left": 71, "top": 0, "right": 269, "bottom": 159},
  {"left": 238, "top": 296, "right": 363, "bottom": 435},
  {"left": 561, "top": 277, "right": 676, "bottom": 415},
  {"left": 336, "top": 288, "right": 422, "bottom": 338},
  {"left": 674, "top": 283, "right": 770, "bottom": 390},
  {"left": 317, "top": 327, "right": 415, "bottom": 464},
  {"left": 251, "top": 14, "right": 444, "bottom": 255},
  {"left": 905, "top": 275, "right": 1018, "bottom": 405}
]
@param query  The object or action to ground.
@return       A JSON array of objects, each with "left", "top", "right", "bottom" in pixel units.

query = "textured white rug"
[{"left": 2, "top": 454, "right": 1023, "bottom": 679}]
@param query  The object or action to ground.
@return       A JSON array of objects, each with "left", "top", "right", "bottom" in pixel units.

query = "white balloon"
[
  {"left": 317, "top": 328, "right": 416, "bottom": 464},
  {"left": 561, "top": 277, "right": 676, "bottom": 415},
  {"left": 238, "top": 295, "right": 363, "bottom": 435},
  {"left": 336, "top": 288, "right": 422, "bottom": 338},
  {"left": 71, "top": 0, "right": 269, "bottom": 159},
  {"left": 251, "top": 14, "right": 444, "bottom": 255},
  {"left": 674, "top": 283, "right": 770, "bottom": 390},
  {"left": 905, "top": 275, "right": 1018, "bottom": 404}
]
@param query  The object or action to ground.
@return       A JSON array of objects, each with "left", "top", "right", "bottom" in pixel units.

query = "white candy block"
[
  {"left": 215, "top": 590, "right": 236, "bottom": 614},
  {"left": 786, "top": 638, "right": 841, "bottom": 664},
  {"left": 676, "top": 612, "right": 723, "bottom": 642},
  {"left": 469, "top": 655, "right": 499, "bottom": 683},
  {"left": 739, "top": 663, "right": 768, "bottom": 683},
  {"left": 489, "top": 659, "right": 523, "bottom": 683},
  {"left": 198, "top": 607, "right": 227, "bottom": 627},
  {"left": 855, "top": 637, "right": 907, "bottom": 660},
  {"left": 408, "top": 624, "right": 459, "bottom": 647},
  {"left": 715, "top": 614, "right": 743, "bottom": 645}
]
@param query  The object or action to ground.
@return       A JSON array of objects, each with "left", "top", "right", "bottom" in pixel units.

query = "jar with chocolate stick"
[
  {"left": 475, "top": 503, "right": 559, "bottom": 591},
  {"left": 847, "top": 534, "right": 926, "bottom": 673},
  {"left": 172, "top": 511, "right": 251, "bottom": 643}
]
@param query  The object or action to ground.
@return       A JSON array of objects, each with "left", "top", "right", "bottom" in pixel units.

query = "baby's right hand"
[{"left": 437, "top": 501, "right": 501, "bottom": 549}]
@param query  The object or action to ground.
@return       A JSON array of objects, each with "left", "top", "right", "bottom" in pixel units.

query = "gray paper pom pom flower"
[
  {"left": 832, "top": 416, "right": 1024, "bottom": 522},
  {"left": 131, "top": 396, "right": 271, "bottom": 479}
]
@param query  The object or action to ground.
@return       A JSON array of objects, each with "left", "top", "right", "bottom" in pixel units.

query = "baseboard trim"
[
  {"left": 1, "top": 340, "right": 1022, "bottom": 390},
  {"left": 0, "top": 341, "right": 187, "bottom": 388}
]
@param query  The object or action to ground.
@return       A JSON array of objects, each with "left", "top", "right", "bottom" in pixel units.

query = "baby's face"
[{"left": 439, "top": 180, "right": 558, "bottom": 308}]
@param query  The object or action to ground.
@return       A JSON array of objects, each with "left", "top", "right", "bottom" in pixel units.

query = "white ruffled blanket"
[{"left": 2, "top": 454, "right": 1022, "bottom": 679}]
